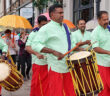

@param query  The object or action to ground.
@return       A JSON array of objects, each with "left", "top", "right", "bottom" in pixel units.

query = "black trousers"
[
  {"left": 19, "top": 54, "right": 32, "bottom": 78},
  {"left": 11, "top": 55, "right": 17, "bottom": 64},
  {"left": 17, "top": 56, "right": 20, "bottom": 71}
]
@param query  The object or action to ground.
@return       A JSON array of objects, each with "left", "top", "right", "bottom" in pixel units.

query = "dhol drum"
[
  {"left": 0, "top": 59, "right": 23, "bottom": 91},
  {"left": 66, "top": 50, "right": 103, "bottom": 96}
]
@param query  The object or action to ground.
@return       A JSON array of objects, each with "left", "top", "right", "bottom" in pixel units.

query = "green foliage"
[
  {"left": 33, "top": 0, "right": 62, "bottom": 10},
  {"left": 51, "top": 0, "right": 63, "bottom": 4},
  {"left": 33, "top": 0, "right": 49, "bottom": 10}
]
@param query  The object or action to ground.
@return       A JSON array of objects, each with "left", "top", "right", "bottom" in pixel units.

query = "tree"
[
  {"left": 33, "top": 0, "right": 49, "bottom": 11},
  {"left": 33, "top": 0, "right": 63, "bottom": 11}
]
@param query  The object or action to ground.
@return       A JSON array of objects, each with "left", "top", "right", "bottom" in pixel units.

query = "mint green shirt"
[
  {"left": 71, "top": 29, "right": 91, "bottom": 48},
  {"left": 32, "top": 20, "right": 71, "bottom": 73},
  {"left": 0, "top": 37, "right": 8, "bottom": 52},
  {"left": 26, "top": 31, "right": 47, "bottom": 65},
  {"left": 91, "top": 25, "right": 110, "bottom": 67},
  {"left": 26, "top": 32, "right": 35, "bottom": 46}
]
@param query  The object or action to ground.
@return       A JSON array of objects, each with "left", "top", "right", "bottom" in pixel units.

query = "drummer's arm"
[
  {"left": 92, "top": 38, "right": 110, "bottom": 55},
  {"left": 74, "top": 40, "right": 91, "bottom": 51},
  {"left": 75, "top": 47, "right": 85, "bottom": 51},
  {"left": 31, "top": 28, "right": 63, "bottom": 60},
  {"left": 25, "top": 46, "right": 44, "bottom": 59},
  {"left": 76, "top": 40, "right": 91, "bottom": 46},
  {"left": 31, "top": 37, "right": 64, "bottom": 59},
  {"left": 1, "top": 39, "right": 8, "bottom": 54},
  {"left": 1, "top": 47, "right": 8, "bottom": 59},
  {"left": 26, "top": 46, "right": 35, "bottom": 54},
  {"left": 41, "top": 47, "right": 64, "bottom": 60},
  {"left": 74, "top": 42, "right": 85, "bottom": 51},
  {"left": 94, "top": 47, "right": 110, "bottom": 55},
  {"left": 0, "top": 40, "right": 8, "bottom": 59}
]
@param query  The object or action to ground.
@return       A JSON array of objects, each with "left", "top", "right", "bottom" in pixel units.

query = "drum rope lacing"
[{"left": 66, "top": 50, "right": 104, "bottom": 96}]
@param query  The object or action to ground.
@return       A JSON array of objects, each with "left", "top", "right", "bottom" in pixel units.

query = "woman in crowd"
[{"left": 18, "top": 31, "right": 32, "bottom": 80}]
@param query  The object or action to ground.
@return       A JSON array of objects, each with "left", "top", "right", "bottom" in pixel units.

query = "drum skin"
[{"left": 0, "top": 59, "right": 23, "bottom": 91}]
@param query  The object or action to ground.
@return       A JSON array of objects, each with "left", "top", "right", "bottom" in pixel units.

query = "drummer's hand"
[
  {"left": 35, "top": 53, "right": 45, "bottom": 59},
  {"left": 52, "top": 51, "right": 64, "bottom": 60},
  {"left": 85, "top": 40, "right": 91, "bottom": 45},
  {"left": 107, "top": 51, "right": 110, "bottom": 55},
  {"left": 1, "top": 52, "right": 6, "bottom": 60}
]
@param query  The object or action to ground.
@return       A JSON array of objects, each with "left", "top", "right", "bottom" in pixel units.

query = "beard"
[{"left": 81, "top": 27, "right": 85, "bottom": 31}]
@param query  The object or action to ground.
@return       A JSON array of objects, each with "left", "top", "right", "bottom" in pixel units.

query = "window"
[
  {"left": 81, "top": 0, "right": 90, "bottom": 6},
  {"left": 73, "top": 0, "right": 94, "bottom": 25}
]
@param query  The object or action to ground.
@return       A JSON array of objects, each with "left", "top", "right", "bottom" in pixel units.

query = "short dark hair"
[
  {"left": 5, "top": 29, "right": 11, "bottom": 34},
  {"left": 77, "top": 19, "right": 85, "bottom": 25},
  {"left": 97, "top": 11, "right": 108, "bottom": 19},
  {"left": 37, "top": 15, "right": 47, "bottom": 24},
  {"left": 49, "top": 4, "right": 63, "bottom": 17}
]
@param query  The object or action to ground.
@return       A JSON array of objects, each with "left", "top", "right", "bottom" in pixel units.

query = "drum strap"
[
  {"left": 32, "top": 27, "right": 39, "bottom": 32},
  {"left": 63, "top": 23, "right": 71, "bottom": 55}
]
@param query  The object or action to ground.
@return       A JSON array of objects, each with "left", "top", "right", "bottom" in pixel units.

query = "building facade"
[
  {"left": 63, "top": 0, "right": 95, "bottom": 25},
  {"left": 63, "top": 0, "right": 110, "bottom": 25},
  {"left": 0, "top": 0, "right": 34, "bottom": 26},
  {"left": 0, "top": 0, "right": 110, "bottom": 26}
]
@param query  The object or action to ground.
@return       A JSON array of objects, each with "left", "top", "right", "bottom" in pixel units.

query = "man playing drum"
[
  {"left": 32, "top": 4, "right": 76, "bottom": 96},
  {"left": 71, "top": 19, "right": 91, "bottom": 50},
  {"left": 0, "top": 36, "right": 8, "bottom": 96},
  {"left": 91, "top": 11, "right": 110, "bottom": 96},
  {"left": 25, "top": 15, "right": 48, "bottom": 96}
]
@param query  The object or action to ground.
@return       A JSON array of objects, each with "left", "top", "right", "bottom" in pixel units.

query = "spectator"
[
  {"left": 18, "top": 31, "right": 32, "bottom": 80},
  {"left": 3, "top": 29, "right": 18, "bottom": 64}
]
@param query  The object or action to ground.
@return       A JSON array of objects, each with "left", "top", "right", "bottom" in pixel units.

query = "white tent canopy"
[{"left": 86, "top": 19, "right": 98, "bottom": 30}]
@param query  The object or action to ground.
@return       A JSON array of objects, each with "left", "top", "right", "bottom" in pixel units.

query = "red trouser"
[
  {"left": 98, "top": 65, "right": 110, "bottom": 96},
  {"left": 49, "top": 69, "right": 76, "bottom": 96},
  {"left": 30, "top": 64, "right": 48, "bottom": 96},
  {"left": 0, "top": 86, "right": 1, "bottom": 95}
]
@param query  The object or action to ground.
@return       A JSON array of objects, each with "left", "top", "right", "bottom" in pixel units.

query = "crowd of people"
[{"left": 0, "top": 3, "right": 110, "bottom": 96}]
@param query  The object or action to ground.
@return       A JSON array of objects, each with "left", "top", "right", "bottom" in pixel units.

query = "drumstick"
[
  {"left": 58, "top": 41, "right": 96, "bottom": 60},
  {"left": 63, "top": 42, "right": 82, "bottom": 57},
  {"left": 84, "top": 41, "right": 97, "bottom": 51}
]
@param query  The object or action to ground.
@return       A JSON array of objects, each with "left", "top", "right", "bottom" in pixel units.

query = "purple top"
[{"left": 18, "top": 39, "right": 30, "bottom": 56}]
